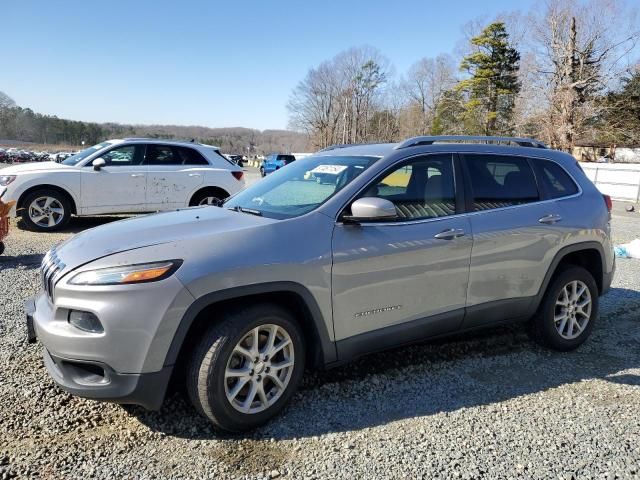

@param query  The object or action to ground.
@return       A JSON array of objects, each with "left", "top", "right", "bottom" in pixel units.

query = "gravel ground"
[{"left": 1, "top": 202, "right": 639, "bottom": 479}]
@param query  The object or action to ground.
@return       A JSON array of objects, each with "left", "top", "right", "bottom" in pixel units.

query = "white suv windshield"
[
  {"left": 225, "top": 155, "right": 379, "bottom": 219},
  {"left": 62, "top": 142, "right": 112, "bottom": 165}
]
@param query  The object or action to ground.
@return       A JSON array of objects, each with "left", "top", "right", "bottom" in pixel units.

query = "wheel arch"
[
  {"left": 537, "top": 242, "right": 607, "bottom": 304},
  {"left": 165, "top": 282, "right": 337, "bottom": 371},
  {"left": 17, "top": 184, "right": 78, "bottom": 215},
  {"left": 189, "top": 186, "right": 230, "bottom": 206}
]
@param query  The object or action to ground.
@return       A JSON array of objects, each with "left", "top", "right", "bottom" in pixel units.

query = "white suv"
[{"left": 0, "top": 138, "right": 245, "bottom": 231}]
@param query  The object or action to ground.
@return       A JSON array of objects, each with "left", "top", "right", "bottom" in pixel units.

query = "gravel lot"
[{"left": 1, "top": 199, "right": 639, "bottom": 479}]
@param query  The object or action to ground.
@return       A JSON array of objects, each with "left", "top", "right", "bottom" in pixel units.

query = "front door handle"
[
  {"left": 188, "top": 173, "right": 202, "bottom": 177},
  {"left": 539, "top": 214, "right": 562, "bottom": 224},
  {"left": 130, "top": 174, "right": 144, "bottom": 178},
  {"left": 434, "top": 228, "right": 466, "bottom": 240}
]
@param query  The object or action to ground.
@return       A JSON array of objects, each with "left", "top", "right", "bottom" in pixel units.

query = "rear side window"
[
  {"left": 534, "top": 160, "right": 579, "bottom": 199},
  {"left": 463, "top": 154, "right": 539, "bottom": 211},
  {"left": 176, "top": 147, "right": 209, "bottom": 165},
  {"left": 145, "top": 145, "right": 178, "bottom": 165}
]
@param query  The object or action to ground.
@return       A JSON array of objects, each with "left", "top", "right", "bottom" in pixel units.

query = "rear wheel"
[
  {"left": 20, "top": 189, "right": 72, "bottom": 232},
  {"left": 186, "top": 303, "right": 305, "bottom": 432},
  {"left": 189, "top": 188, "right": 228, "bottom": 207},
  {"left": 529, "top": 266, "right": 599, "bottom": 351}
]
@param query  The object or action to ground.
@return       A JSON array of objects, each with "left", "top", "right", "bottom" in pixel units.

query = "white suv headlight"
[
  {"left": 0, "top": 175, "right": 16, "bottom": 186},
  {"left": 68, "top": 260, "right": 182, "bottom": 286}
]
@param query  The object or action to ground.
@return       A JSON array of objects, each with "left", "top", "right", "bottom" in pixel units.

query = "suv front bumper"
[{"left": 24, "top": 277, "right": 191, "bottom": 409}]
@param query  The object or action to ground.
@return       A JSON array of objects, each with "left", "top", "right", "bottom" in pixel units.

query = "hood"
[
  {"left": 55, "top": 206, "right": 275, "bottom": 270},
  {"left": 1, "top": 161, "right": 73, "bottom": 175}
]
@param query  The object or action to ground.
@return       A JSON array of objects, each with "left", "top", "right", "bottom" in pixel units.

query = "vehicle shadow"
[
  {"left": 0, "top": 253, "right": 43, "bottom": 270},
  {"left": 128, "top": 287, "right": 640, "bottom": 440}
]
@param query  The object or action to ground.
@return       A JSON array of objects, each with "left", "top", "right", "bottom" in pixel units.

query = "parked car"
[
  {"left": 0, "top": 138, "right": 245, "bottom": 231},
  {"left": 260, "top": 153, "right": 296, "bottom": 176},
  {"left": 0, "top": 149, "right": 7, "bottom": 163},
  {"left": 25, "top": 135, "right": 614, "bottom": 432}
]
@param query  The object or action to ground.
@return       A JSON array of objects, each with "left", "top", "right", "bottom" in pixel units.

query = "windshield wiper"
[{"left": 228, "top": 206, "right": 262, "bottom": 216}]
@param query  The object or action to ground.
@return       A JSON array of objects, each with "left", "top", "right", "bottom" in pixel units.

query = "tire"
[
  {"left": 529, "top": 266, "right": 599, "bottom": 351},
  {"left": 260, "top": 167, "right": 265, "bottom": 177},
  {"left": 20, "top": 189, "right": 72, "bottom": 232},
  {"left": 186, "top": 303, "right": 305, "bottom": 432},
  {"left": 0, "top": 242, "right": 4, "bottom": 255},
  {"left": 189, "top": 188, "right": 228, "bottom": 207}
]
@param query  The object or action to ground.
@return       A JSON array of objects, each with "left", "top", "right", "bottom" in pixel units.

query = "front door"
[
  {"left": 80, "top": 144, "right": 147, "bottom": 214},
  {"left": 332, "top": 154, "right": 472, "bottom": 354}
]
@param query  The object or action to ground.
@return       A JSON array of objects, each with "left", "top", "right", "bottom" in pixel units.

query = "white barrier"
[{"left": 580, "top": 162, "right": 640, "bottom": 203}]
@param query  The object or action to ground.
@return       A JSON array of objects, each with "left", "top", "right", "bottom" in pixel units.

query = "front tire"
[
  {"left": 186, "top": 303, "right": 305, "bottom": 432},
  {"left": 189, "top": 188, "right": 228, "bottom": 207},
  {"left": 20, "top": 189, "right": 71, "bottom": 232},
  {"left": 529, "top": 266, "right": 599, "bottom": 351}
]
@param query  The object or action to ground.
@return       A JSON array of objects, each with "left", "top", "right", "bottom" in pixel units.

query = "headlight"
[
  {"left": 0, "top": 175, "right": 16, "bottom": 186},
  {"left": 68, "top": 260, "right": 182, "bottom": 286}
]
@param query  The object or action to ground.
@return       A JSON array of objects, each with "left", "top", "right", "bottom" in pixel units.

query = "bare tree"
[
  {"left": 402, "top": 54, "right": 457, "bottom": 135},
  {"left": 532, "top": 0, "right": 639, "bottom": 150}
]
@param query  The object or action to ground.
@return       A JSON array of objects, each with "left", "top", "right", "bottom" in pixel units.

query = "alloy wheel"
[
  {"left": 28, "top": 196, "right": 65, "bottom": 228},
  {"left": 198, "top": 196, "right": 220, "bottom": 206},
  {"left": 554, "top": 280, "right": 592, "bottom": 340},
  {"left": 224, "top": 324, "right": 295, "bottom": 414}
]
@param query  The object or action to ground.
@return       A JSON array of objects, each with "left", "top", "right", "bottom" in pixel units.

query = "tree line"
[
  {"left": 287, "top": 0, "right": 640, "bottom": 151},
  {"left": 0, "top": 91, "right": 309, "bottom": 154}
]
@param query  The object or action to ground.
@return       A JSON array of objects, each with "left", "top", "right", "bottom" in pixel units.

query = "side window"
[
  {"left": 176, "top": 147, "right": 209, "bottom": 165},
  {"left": 463, "top": 154, "right": 539, "bottom": 211},
  {"left": 99, "top": 145, "right": 140, "bottom": 166},
  {"left": 534, "top": 160, "right": 579, "bottom": 199},
  {"left": 146, "top": 145, "right": 178, "bottom": 165},
  {"left": 360, "top": 154, "right": 456, "bottom": 220}
]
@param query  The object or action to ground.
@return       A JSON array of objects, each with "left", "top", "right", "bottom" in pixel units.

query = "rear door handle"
[
  {"left": 539, "top": 214, "right": 562, "bottom": 224},
  {"left": 130, "top": 174, "right": 144, "bottom": 178},
  {"left": 434, "top": 228, "right": 466, "bottom": 240},
  {"left": 188, "top": 173, "right": 202, "bottom": 177}
]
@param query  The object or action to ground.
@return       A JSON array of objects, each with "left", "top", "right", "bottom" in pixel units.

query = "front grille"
[{"left": 41, "top": 248, "right": 66, "bottom": 302}]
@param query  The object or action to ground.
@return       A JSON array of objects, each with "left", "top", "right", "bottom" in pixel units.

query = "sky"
[{"left": 1, "top": 0, "right": 538, "bottom": 131}]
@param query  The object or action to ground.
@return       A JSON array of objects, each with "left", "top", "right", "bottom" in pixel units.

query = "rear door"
[
  {"left": 332, "top": 153, "right": 472, "bottom": 356},
  {"left": 461, "top": 153, "right": 568, "bottom": 328},
  {"left": 144, "top": 144, "right": 206, "bottom": 210}
]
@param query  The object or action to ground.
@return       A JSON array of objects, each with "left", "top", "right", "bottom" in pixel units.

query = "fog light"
[{"left": 68, "top": 310, "right": 103, "bottom": 333}]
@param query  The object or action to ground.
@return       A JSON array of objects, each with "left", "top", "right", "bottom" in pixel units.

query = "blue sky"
[{"left": 2, "top": 0, "right": 536, "bottom": 130}]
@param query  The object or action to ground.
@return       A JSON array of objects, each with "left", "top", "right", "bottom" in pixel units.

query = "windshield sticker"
[{"left": 310, "top": 165, "right": 348, "bottom": 175}]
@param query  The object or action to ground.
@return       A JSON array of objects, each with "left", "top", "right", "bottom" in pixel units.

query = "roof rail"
[
  {"left": 123, "top": 137, "right": 198, "bottom": 143},
  {"left": 395, "top": 135, "right": 547, "bottom": 150},
  {"left": 317, "top": 144, "right": 357, "bottom": 152}
]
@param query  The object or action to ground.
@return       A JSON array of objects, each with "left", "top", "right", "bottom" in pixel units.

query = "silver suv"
[{"left": 26, "top": 136, "right": 615, "bottom": 432}]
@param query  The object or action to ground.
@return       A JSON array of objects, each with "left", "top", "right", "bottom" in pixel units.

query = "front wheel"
[
  {"left": 20, "top": 189, "right": 71, "bottom": 232},
  {"left": 260, "top": 167, "right": 265, "bottom": 177},
  {"left": 186, "top": 303, "right": 305, "bottom": 432},
  {"left": 529, "top": 266, "right": 599, "bottom": 351}
]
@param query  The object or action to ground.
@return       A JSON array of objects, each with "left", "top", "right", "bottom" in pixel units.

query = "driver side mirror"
[
  {"left": 92, "top": 158, "right": 106, "bottom": 171},
  {"left": 343, "top": 197, "right": 397, "bottom": 223}
]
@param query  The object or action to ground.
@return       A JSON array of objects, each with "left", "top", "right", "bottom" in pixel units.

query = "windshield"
[
  {"left": 225, "top": 155, "right": 379, "bottom": 219},
  {"left": 62, "top": 141, "right": 112, "bottom": 165}
]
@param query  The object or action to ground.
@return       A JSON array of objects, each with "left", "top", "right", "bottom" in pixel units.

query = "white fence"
[{"left": 580, "top": 162, "right": 640, "bottom": 203}]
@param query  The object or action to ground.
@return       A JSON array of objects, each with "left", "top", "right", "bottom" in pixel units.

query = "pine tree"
[{"left": 457, "top": 22, "right": 520, "bottom": 135}]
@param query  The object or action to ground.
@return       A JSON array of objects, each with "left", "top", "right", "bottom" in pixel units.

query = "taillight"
[
  {"left": 603, "top": 194, "right": 612, "bottom": 212},
  {"left": 232, "top": 171, "right": 244, "bottom": 181}
]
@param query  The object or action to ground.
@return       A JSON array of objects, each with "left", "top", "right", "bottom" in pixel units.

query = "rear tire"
[
  {"left": 20, "top": 189, "right": 72, "bottom": 232},
  {"left": 189, "top": 188, "right": 228, "bottom": 207},
  {"left": 529, "top": 266, "right": 599, "bottom": 351},
  {"left": 186, "top": 303, "right": 305, "bottom": 432}
]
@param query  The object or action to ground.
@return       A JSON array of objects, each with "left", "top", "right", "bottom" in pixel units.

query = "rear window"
[
  {"left": 463, "top": 154, "right": 539, "bottom": 211},
  {"left": 277, "top": 155, "right": 296, "bottom": 165},
  {"left": 534, "top": 160, "right": 579, "bottom": 199}
]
